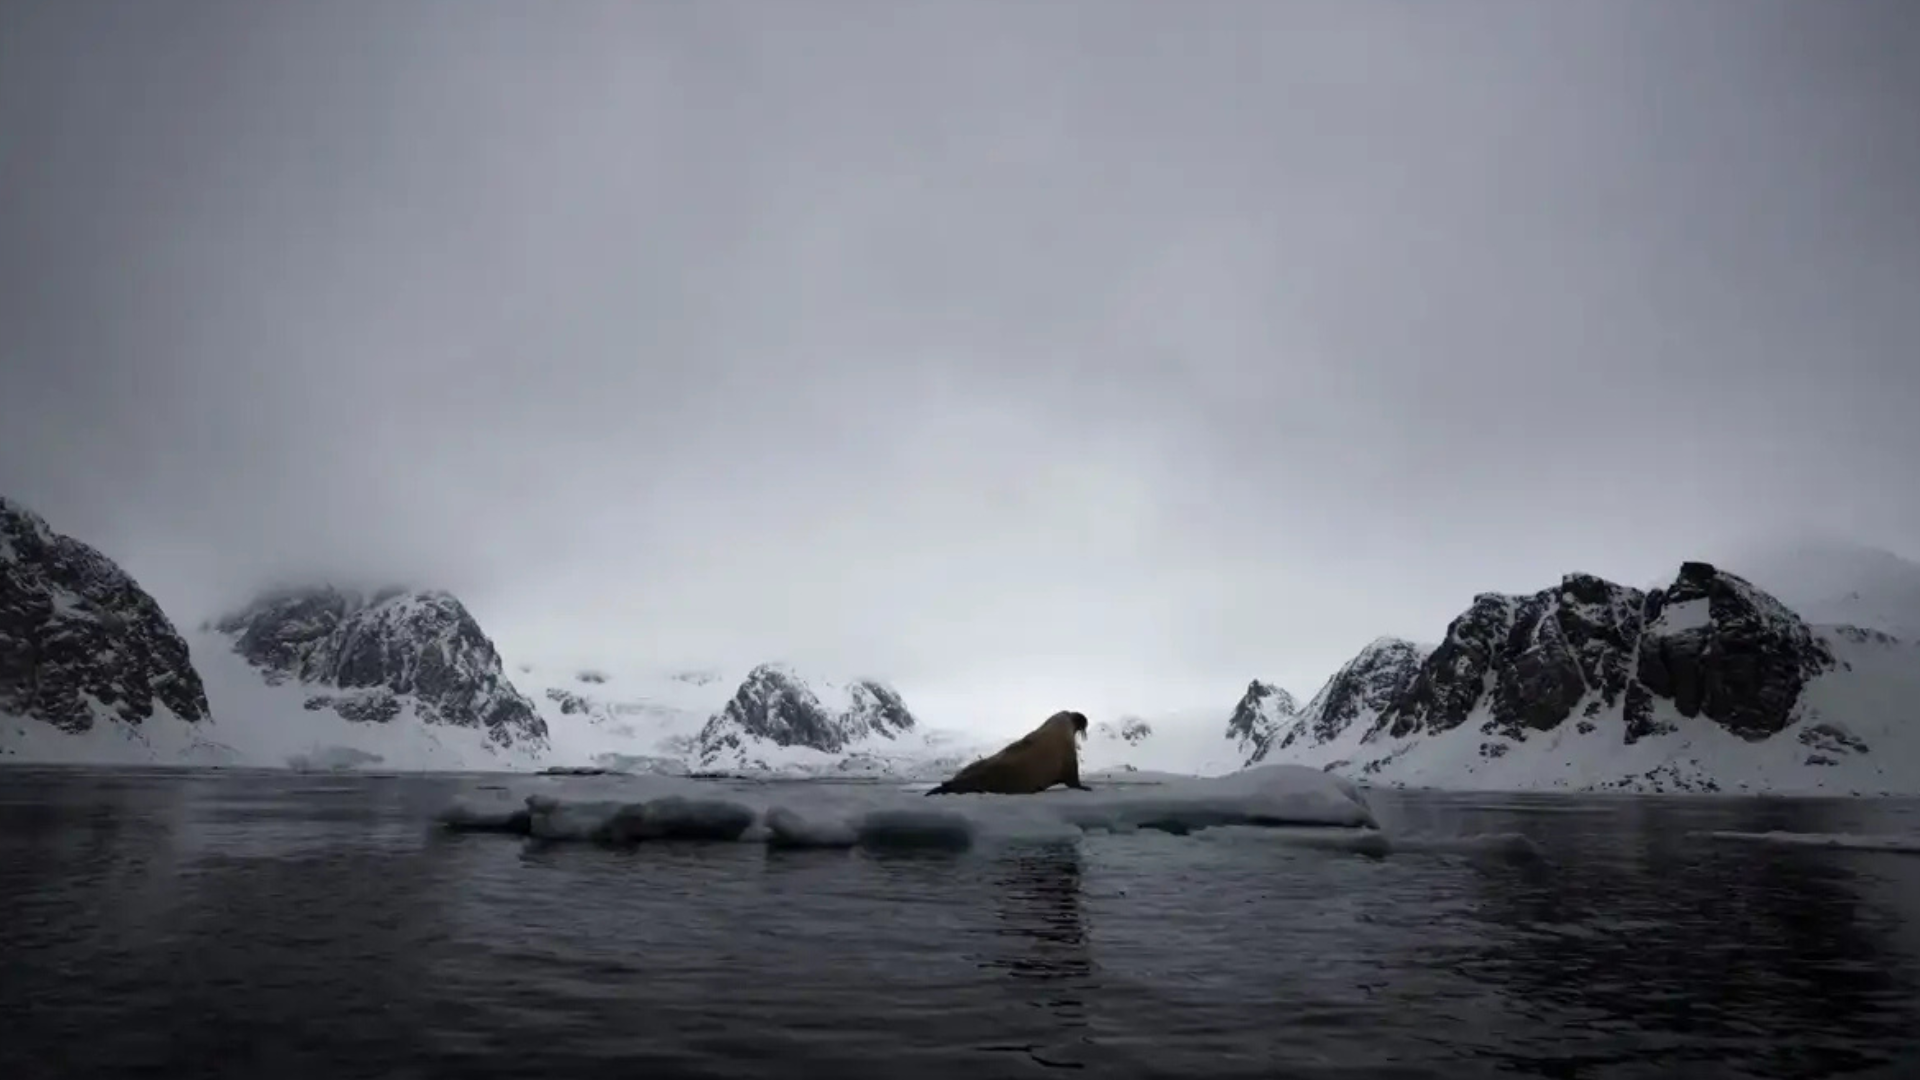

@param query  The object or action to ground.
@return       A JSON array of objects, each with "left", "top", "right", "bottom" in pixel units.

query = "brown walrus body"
[{"left": 926, "top": 710, "right": 1091, "bottom": 796}]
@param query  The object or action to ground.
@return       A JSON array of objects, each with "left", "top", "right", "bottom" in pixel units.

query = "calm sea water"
[{"left": 2, "top": 767, "right": 1917, "bottom": 1080}]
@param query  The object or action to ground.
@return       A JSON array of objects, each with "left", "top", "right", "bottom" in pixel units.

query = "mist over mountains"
[{"left": 6, "top": 492, "right": 1918, "bottom": 796}]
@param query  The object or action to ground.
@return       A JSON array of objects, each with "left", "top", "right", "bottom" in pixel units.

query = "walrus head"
[{"left": 1048, "top": 710, "right": 1090, "bottom": 740}]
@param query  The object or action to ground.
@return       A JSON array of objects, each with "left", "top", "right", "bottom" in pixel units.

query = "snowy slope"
[
  {"left": 1, "top": 699, "right": 240, "bottom": 767},
  {"left": 523, "top": 662, "right": 728, "bottom": 773},
  {"left": 1080, "top": 707, "right": 1247, "bottom": 778},
  {"left": 1717, "top": 537, "right": 1920, "bottom": 640},
  {"left": 176, "top": 626, "right": 546, "bottom": 772}
]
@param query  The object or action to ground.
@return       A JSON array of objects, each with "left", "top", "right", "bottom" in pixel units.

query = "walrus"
[{"left": 925, "top": 710, "right": 1092, "bottom": 796}]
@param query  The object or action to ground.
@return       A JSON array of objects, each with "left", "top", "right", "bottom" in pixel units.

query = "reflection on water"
[
  {"left": 975, "top": 842, "right": 1095, "bottom": 1069},
  {"left": 0, "top": 768, "right": 1917, "bottom": 1080},
  {"left": 983, "top": 842, "right": 1092, "bottom": 980}
]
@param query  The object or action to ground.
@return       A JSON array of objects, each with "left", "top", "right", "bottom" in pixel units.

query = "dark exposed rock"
[
  {"left": 214, "top": 585, "right": 546, "bottom": 748},
  {"left": 696, "top": 663, "right": 917, "bottom": 766},
  {"left": 545, "top": 687, "right": 592, "bottom": 715},
  {"left": 1226, "top": 680, "right": 1297, "bottom": 762},
  {"left": 1620, "top": 682, "right": 1678, "bottom": 744},
  {"left": 1796, "top": 721, "right": 1869, "bottom": 756},
  {"left": 1629, "top": 561, "right": 1834, "bottom": 741},
  {"left": 1293, "top": 562, "right": 1836, "bottom": 758},
  {"left": 302, "top": 690, "right": 403, "bottom": 725},
  {"left": 0, "top": 496, "right": 210, "bottom": 732},
  {"left": 1829, "top": 625, "right": 1899, "bottom": 648},
  {"left": 1372, "top": 574, "right": 1647, "bottom": 742}
]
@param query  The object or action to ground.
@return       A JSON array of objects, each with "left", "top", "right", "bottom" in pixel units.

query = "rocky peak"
[
  {"left": 1, "top": 496, "right": 210, "bottom": 732},
  {"left": 695, "top": 663, "right": 918, "bottom": 765},
  {"left": 1279, "top": 637, "right": 1430, "bottom": 756},
  {"left": 1354, "top": 562, "right": 1833, "bottom": 749},
  {"left": 842, "top": 678, "right": 916, "bottom": 740},
  {"left": 1226, "top": 679, "right": 1298, "bottom": 762},
  {"left": 212, "top": 585, "right": 547, "bottom": 749}
]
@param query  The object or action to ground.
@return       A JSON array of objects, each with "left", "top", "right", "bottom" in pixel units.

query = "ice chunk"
[
  {"left": 286, "top": 746, "right": 385, "bottom": 772},
  {"left": 1703, "top": 830, "right": 1920, "bottom": 855},
  {"left": 763, "top": 806, "right": 859, "bottom": 849},
  {"left": 438, "top": 800, "right": 532, "bottom": 835}
]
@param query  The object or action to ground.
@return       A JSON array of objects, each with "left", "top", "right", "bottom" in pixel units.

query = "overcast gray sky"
[{"left": 3, "top": 0, "right": 1917, "bottom": 728}]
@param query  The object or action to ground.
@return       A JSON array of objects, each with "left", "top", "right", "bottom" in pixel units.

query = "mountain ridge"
[
  {"left": 1256, "top": 560, "right": 1920, "bottom": 795},
  {"left": 7, "top": 486, "right": 1917, "bottom": 793}
]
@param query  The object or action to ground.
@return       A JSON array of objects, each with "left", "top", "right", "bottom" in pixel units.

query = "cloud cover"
[{"left": 3, "top": 0, "right": 1917, "bottom": 729}]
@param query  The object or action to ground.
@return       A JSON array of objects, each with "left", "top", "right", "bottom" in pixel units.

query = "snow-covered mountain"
[
  {"left": 695, "top": 662, "right": 915, "bottom": 770},
  {"left": 210, "top": 586, "right": 547, "bottom": 745},
  {"left": 1223, "top": 680, "right": 1297, "bottom": 763},
  {"left": 1262, "top": 561, "right": 1920, "bottom": 795},
  {"left": 1, "top": 496, "right": 225, "bottom": 762},
  {"left": 181, "top": 585, "right": 549, "bottom": 770}
]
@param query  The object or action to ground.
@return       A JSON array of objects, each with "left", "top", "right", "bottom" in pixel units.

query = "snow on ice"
[{"left": 437, "top": 763, "right": 1381, "bottom": 854}]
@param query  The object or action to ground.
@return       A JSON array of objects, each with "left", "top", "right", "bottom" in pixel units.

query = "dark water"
[{"left": 3, "top": 769, "right": 1918, "bottom": 1080}]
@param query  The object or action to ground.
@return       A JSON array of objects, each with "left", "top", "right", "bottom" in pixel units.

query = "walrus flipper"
[{"left": 1063, "top": 754, "right": 1090, "bottom": 791}]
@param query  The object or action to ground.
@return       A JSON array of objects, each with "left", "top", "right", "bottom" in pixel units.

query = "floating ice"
[
  {"left": 1702, "top": 830, "right": 1920, "bottom": 855},
  {"left": 286, "top": 746, "right": 385, "bottom": 772},
  {"left": 438, "top": 763, "right": 1379, "bottom": 853}
]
